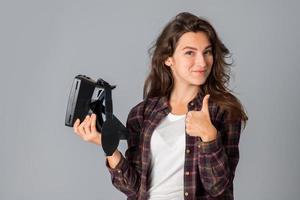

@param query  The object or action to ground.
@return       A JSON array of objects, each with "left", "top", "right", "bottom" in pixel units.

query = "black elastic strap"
[{"left": 103, "top": 82, "right": 113, "bottom": 120}]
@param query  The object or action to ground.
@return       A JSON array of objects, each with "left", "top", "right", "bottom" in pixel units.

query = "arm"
[
  {"left": 105, "top": 102, "right": 144, "bottom": 198},
  {"left": 197, "top": 114, "right": 242, "bottom": 197}
]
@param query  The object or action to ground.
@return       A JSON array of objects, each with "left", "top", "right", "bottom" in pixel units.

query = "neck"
[{"left": 169, "top": 85, "right": 200, "bottom": 105}]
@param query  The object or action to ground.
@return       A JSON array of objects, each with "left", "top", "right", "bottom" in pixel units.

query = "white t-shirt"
[{"left": 147, "top": 112, "right": 186, "bottom": 200}]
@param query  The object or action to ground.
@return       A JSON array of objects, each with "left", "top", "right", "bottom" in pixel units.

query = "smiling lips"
[{"left": 193, "top": 70, "right": 206, "bottom": 74}]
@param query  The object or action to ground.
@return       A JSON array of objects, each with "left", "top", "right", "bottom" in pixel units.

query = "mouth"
[{"left": 193, "top": 70, "right": 206, "bottom": 74}]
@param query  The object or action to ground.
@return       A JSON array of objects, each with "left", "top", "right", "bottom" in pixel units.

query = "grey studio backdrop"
[{"left": 0, "top": 0, "right": 299, "bottom": 199}]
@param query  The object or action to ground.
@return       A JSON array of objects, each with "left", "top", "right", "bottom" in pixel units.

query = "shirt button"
[
  {"left": 185, "top": 192, "right": 189, "bottom": 196},
  {"left": 185, "top": 171, "right": 190, "bottom": 175},
  {"left": 117, "top": 170, "right": 121, "bottom": 173},
  {"left": 198, "top": 144, "right": 201, "bottom": 148},
  {"left": 186, "top": 149, "right": 190, "bottom": 154},
  {"left": 190, "top": 102, "right": 194, "bottom": 106}
]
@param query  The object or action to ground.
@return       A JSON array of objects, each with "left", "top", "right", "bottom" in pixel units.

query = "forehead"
[{"left": 176, "top": 32, "right": 211, "bottom": 50}]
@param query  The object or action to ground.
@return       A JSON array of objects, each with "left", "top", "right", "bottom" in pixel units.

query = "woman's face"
[{"left": 165, "top": 31, "right": 214, "bottom": 87}]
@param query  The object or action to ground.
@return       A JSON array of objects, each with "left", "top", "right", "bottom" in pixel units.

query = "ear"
[{"left": 164, "top": 57, "right": 173, "bottom": 67}]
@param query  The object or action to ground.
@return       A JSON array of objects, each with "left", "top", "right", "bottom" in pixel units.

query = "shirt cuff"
[
  {"left": 197, "top": 131, "right": 222, "bottom": 154},
  {"left": 105, "top": 152, "right": 128, "bottom": 176}
]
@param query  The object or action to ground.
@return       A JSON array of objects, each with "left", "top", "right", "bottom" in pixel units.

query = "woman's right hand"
[{"left": 73, "top": 113, "right": 101, "bottom": 146}]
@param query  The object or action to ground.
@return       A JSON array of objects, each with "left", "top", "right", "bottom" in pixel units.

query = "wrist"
[
  {"left": 106, "top": 150, "right": 121, "bottom": 169},
  {"left": 106, "top": 149, "right": 119, "bottom": 158},
  {"left": 201, "top": 128, "right": 217, "bottom": 142}
]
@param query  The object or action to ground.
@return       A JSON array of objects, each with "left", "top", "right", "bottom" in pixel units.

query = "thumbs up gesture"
[{"left": 185, "top": 94, "right": 217, "bottom": 142}]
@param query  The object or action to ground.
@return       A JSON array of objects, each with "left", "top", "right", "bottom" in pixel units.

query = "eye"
[
  {"left": 185, "top": 51, "right": 194, "bottom": 56},
  {"left": 204, "top": 49, "right": 213, "bottom": 55}
]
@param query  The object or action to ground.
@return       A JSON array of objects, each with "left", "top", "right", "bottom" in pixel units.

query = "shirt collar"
[{"left": 156, "top": 89, "right": 206, "bottom": 113}]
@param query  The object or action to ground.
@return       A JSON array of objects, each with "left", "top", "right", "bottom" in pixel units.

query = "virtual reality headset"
[{"left": 65, "top": 75, "right": 128, "bottom": 156}]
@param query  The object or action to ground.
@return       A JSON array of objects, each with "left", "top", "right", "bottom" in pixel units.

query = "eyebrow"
[{"left": 182, "top": 45, "right": 212, "bottom": 51}]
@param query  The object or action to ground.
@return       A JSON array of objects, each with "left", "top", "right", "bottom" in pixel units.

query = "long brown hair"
[{"left": 143, "top": 12, "right": 248, "bottom": 128}]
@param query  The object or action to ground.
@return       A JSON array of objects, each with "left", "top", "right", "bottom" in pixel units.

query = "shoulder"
[
  {"left": 210, "top": 93, "right": 243, "bottom": 131},
  {"left": 127, "top": 96, "right": 160, "bottom": 123},
  {"left": 209, "top": 92, "right": 242, "bottom": 121},
  {"left": 208, "top": 97, "right": 227, "bottom": 130}
]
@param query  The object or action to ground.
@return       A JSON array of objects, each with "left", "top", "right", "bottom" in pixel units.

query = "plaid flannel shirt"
[{"left": 106, "top": 90, "right": 242, "bottom": 200}]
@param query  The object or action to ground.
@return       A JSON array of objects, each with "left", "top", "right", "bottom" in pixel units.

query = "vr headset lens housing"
[{"left": 65, "top": 75, "right": 127, "bottom": 156}]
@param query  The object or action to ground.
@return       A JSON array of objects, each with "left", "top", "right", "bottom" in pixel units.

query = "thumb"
[{"left": 201, "top": 94, "right": 210, "bottom": 114}]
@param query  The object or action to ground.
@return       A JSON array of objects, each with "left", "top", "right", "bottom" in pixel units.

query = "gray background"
[{"left": 1, "top": 0, "right": 299, "bottom": 199}]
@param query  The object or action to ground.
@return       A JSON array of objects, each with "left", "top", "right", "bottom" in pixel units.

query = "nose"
[{"left": 195, "top": 53, "right": 206, "bottom": 67}]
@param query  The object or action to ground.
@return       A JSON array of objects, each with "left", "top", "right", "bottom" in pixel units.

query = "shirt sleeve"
[
  {"left": 105, "top": 102, "right": 144, "bottom": 199},
  {"left": 197, "top": 111, "right": 242, "bottom": 197}
]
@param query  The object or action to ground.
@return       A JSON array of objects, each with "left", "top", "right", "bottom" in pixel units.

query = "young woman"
[{"left": 73, "top": 12, "right": 248, "bottom": 200}]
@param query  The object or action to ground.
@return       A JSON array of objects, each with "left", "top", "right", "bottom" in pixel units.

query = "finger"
[
  {"left": 91, "top": 114, "right": 97, "bottom": 133},
  {"left": 185, "top": 116, "right": 190, "bottom": 123},
  {"left": 185, "top": 125, "right": 190, "bottom": 135},
  {"left": 78, "top": 116, "right": 89, "bottom": 136},
  {"left": 84, "top": 115, "right": 91, "bottom": 135},
  {"left": 201, "top": 94, "right": 210, "bottom": 114},
  {"left": 186, "top": 111, "right": 192, "bottom": 121},
  {"left": 188, "top": 110, "right": 194, "bottom": 119},
  {"left": 73, "top": 119, "right": 80, "bottom": 134}
]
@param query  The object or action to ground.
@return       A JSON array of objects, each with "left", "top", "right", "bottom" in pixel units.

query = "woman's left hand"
[{"left": 185, "top": 94, "right": 217, "bottom": 142}]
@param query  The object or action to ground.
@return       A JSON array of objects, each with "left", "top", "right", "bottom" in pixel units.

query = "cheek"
[
  {"left": 175, "top": 60, "right": 192, "bottom": 72},
  {"left": 207, "top": 58, "right": 214, "bottom": 71},
  {"left": 182, "top": 60, "right": 194, "bottom": 71},
  {"left": 204, "top": 65, "right": 213, "bottom": 79},
  {"left": 206, "top": 67, "right": 213, "bottom": 78},
  {"left": 206, "top": 56, "right": 214, "bottom": 65}
]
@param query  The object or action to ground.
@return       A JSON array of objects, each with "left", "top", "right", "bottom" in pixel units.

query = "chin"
[{"left": 190, "top": 78, "right": 207, "bottom": 86}]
